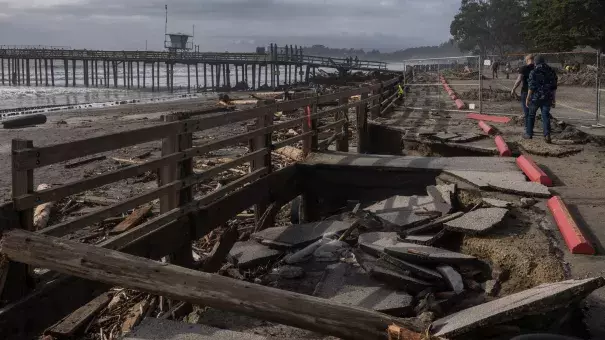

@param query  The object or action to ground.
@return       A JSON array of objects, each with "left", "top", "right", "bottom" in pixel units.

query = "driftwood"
[
  {"left": 2, "top": 114, "right": 47, "bottom": 129},
  {"left": 1, "top": 229, "right": 426, "bottom": 340},
  {"left": 120, "top": 298, "right": 151, "bottom": 335},
  {"left": 110, "top": 205, "right": 152, "bottom": 234},
  {"left": 65, "top": 155, "right": 107, "bottom": 169},
  {"left": 273, "top": 146, "right": 304, "bottom": 162},
  {"left": 33, "top": 184, "right": 53, "bottom": 230}
]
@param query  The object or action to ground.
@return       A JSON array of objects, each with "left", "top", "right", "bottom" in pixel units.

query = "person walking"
[
  {"left": 491, "top": 60, "right": 500, "bottom": 79},
  {"left": 525, "top": 55, "right": 558, "bottom": 143},
  {"left": 511, "top": 54, "right": 535, "bottom": 131}
]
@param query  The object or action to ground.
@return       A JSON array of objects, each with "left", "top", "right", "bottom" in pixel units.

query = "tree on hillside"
[
  {"left": 450, "top": 0, "right": 527, "bottom": 56},
  {"left": 524, "top": 0, "right": 604, "bottom": 52}
]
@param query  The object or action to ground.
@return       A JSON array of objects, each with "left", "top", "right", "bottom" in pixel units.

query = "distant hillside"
[{"left": 302, "top": 42, "right": 465, "bottom": 61}]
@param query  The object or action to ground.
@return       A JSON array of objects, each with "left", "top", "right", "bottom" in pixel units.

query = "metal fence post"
[
  {"left": 479, "top": 54, "right": 483, "bottom": 114},
  {"left": 597, "top": 49, "right": 602, "bottom": 126}
]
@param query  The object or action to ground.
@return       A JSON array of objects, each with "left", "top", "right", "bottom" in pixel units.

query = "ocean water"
[{"left": 0, "top": 61, "right": 404, "bottom": 114}]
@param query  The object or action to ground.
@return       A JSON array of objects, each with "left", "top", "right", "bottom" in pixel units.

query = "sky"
[{"left": 0, "top": 0, "right": 460, "bottom": 52}]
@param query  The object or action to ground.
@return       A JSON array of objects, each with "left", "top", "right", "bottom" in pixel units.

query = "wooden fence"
[{"left": 0, "top": 76, "right": 402, "bottom": 338}]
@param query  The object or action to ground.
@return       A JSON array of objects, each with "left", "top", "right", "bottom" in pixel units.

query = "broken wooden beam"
[
  {"left": 1, "top": 229, "right": 426, "bottom": 340},
  {"left": 110, "top": 205, "right": 152, "bottom": 234},
  {"left": 46, "top": 291, "right": 112, "bottom": 338}
]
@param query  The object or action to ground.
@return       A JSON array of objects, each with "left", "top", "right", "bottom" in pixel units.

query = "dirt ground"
[{"left": 392, "top": 81, "right": 605, "bottom": 339}]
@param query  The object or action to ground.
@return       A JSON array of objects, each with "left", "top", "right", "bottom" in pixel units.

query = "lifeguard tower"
[{"left": 163, "top": 5, "right": 194, "bottom": 52}]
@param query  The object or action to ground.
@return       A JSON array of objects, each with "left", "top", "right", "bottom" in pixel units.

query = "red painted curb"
[
  {"left": 455, "top": 99, "right": 466, "bottom": 109},
  {"left": 466, "top": 113, "right": 511, "bottom": 123},
  {"left": 516, "top": 155, "right": 553, "bottom": 186},
  {"left": 494, "top": 136, "right": 512, "bottom": 157},
  {"left": 547, "top": 196, "right": 595, "bottom": 255},
  {"left": 450, "top": 94, "right": 457, "bottom": 100},
  {"left": 478, "top": 121, "right": 495, "bottom": 135}
]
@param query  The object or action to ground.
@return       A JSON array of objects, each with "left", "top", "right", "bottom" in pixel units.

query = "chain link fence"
[{"left": 402, "top": 56, "right": 482, "bottom": 113}]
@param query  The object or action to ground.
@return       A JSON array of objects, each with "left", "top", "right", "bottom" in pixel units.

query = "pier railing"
[
  {"left": 0, "top": 48, "right": 387, "bottom": 70},
  {"left": 0, "top": 76, "right": 402, "bottom": 339}
]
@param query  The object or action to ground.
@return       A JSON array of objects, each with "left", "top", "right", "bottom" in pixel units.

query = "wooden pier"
[{"left": 0, "top": 44, "right": 388, "bottom": 93}]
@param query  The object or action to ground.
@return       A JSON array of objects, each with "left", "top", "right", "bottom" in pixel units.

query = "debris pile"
[
  {"left": 460, "top": 88, "right": 516, "bottom": 102},
  {"left": 558, "top": 68, "right": 601, "bottom": 87}
]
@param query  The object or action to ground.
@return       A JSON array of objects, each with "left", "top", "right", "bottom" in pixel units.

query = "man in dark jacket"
[
  {"left": 525, "top": 55, "right": 558, "bottom": 143},
  {"left": 511, "top": 54, "right": 535, "bottom": 130}
]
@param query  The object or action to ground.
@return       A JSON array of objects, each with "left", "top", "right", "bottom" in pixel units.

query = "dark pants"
[{"left": 527, "top": 100, "right": 551, "bottom": 137}]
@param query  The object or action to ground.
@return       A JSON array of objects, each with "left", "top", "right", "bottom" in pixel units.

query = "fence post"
[
  {"left": 336, "top": 95, "right": 349, "bottom": 152},
  {"left": 479, "top": 55, "right": 483, "bottom": 114},
  {"left": 1, "top": 139, "right": 35, "bottom": 301},
  {"left": 596, "top": 49, "right": 602, "bottom": 126},
  {"left": 357, "top": 92, "right": 369, "bottom": 153},
  {"left": 160, "top": 114, "right": 193, "bottom": 268},
  {"left": 249, "top": 111, "right": 273, "bottom": 230}
]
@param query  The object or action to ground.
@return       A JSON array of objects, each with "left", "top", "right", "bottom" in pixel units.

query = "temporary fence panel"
[{"left": 402, "top": 56, "right": 482, "bottom": 114}]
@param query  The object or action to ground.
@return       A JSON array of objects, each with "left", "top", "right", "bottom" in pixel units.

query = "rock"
[
  {"left": 482, "top": 198, "right": 513, "bottom": 208},
  {"left": 444, "top": 208, "right": 508, "bottom": 235},
  {"left": 272, "top": 265, "right": 305, "bottom": 279},
  {"left": 369, "top": 264, "right": 435, "bottom": 293},
  {"left": 313, "top": 240, "right": 350, "bottom": 262},
  {"left": 418, "top": 311, "right": 436, "bottom": 324},
  {"left": 436, "top": 266, "right": 464, "bottom": 294},
  {"left": 385, "top": 243, "right": 477, "bottom": 265},
  {"left": 431, "top": 277, "right": 605, "bottom": 338},
  {"left": 484, "top": 279, "right": 500, "bottom": 296},
  {"left": 314, "top": 263, "right": 414, "bottom": 316},
  {"left": 227, "top": 241, "right": 283, "bottom": 269},
  {"left": 252, "top": 220, "right": 351, "bottom": 249},
  {"left": 520, "top": 197, "right": 537, "bottom": 208}
]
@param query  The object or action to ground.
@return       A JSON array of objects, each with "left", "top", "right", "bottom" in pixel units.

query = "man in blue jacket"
[{"left": 525, "top": 55, "right": 558, "bottom": 143}]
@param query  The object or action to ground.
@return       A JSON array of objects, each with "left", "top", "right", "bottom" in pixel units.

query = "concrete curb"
[
  {"left": 516, "top": 155, "right": 553, "bottom": 187},
  {"left": 547, "top": 196, "right": 595, "bottom": 255},
  {"left": 466, "top": 113, "right": 511, "bottom": 124},
  {"left": 494, "top": 136, "right": 512, "bottom": 157},
  {"left": 478, "top": 121, "right": 495, "bottom": 135}
]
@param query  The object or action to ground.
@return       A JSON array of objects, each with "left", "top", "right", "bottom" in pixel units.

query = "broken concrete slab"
[
  {"left": 252, "top": 220, "right": 351, "bottom": 249},
  {"left": 444, "top": 208, "right": 508, "bottom": 235},
  {"left": 445, "top": 170, "right": 551, "bottom": 197},
  {"left": 314, "top": 262, "right": 414, "bottom": 316},
  {"left": 431, "top": 277, "right": 605, "bottom": 338},
  {"left": 365, "top": 195, "right": 440, "bottom": 214},
  {"left": 228, "top": 241, "right": 283, "bottom": 269},
  {"left": 404, "top": 231, "right": 445, "bottom": 246},
  {"left": 431, "top": 132, "right": 459, "bottom": 141},
  {"left": 448, "top": 133, "right": 485, "bottom": 143},
  {"left": 483, "top": 198, "right": 513, "bottom": 208},
  {"left": 378, "top": 253, "right": 444, "bottom": 282},
  {"left": 375, "top": 211, "right": 435, "bottom": 229},
  {"left": 313, "top": 240, "right": 350, "bottom": 262},
  {"left": 436, "top": 184, "right": 456, "bottom": 206},
  {"left": 436, "top": 266, "right": 464, "bottom": 294},
  {"left": 126, "top": 318, "right": 268, "bottom": 340},
  {"left": 445, "top": 170, "right": 527, "bottom": 189},
  {"left": 404, "top": 212, "right": 463, "bottom": 236},
  {"left": 487, "top": 178, "right": 551, "bottom": 198},
  {"left": 426, "top": 186, "right": 453, "bottom": 215},
  {"left": 518, "top": 138, "right": 583, "bottom": 157},
  {"left": 385, "top": 243, "right": 477, "bottom": 265},
  {"left": 369, "top": 264, "right": 435, "bottom": 294}
]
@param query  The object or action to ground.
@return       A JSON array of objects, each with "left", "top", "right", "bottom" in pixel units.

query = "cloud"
[{"left": 0, "top": 0, "right": 460, "bottom": 51}]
